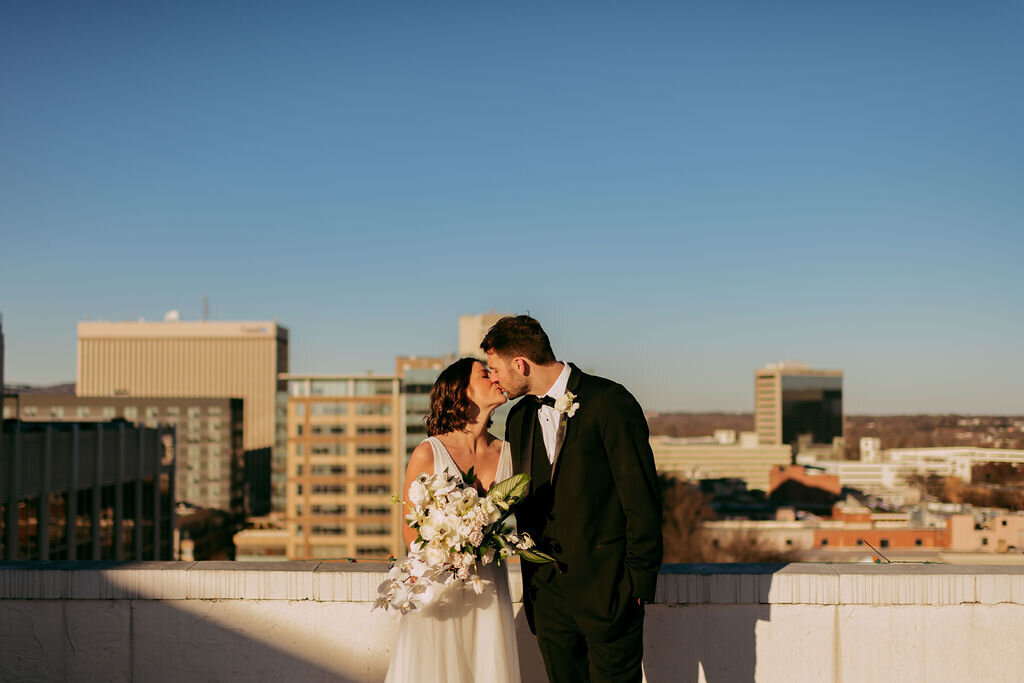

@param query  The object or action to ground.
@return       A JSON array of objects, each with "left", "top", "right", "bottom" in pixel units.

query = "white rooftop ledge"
[{"left": 2, "top": 562, "right": 1024, "bottom": 682}]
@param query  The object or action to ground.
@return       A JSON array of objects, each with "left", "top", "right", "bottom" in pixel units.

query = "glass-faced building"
[{"left": 755, "top": 363, "right": 843, "bottom": 450}]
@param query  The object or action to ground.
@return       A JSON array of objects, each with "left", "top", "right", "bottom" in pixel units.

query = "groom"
[{"left": 482, "top": 315, "right": 662, "bottom": 683}]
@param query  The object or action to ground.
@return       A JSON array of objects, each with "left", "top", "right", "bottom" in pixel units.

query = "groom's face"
[{"left": 485, "top": 350, "right": 529, "bottom": 399}]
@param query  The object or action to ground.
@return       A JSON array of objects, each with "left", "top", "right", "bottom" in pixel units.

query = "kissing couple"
[{"left": 385, "top": 315, "right": 663, "bottom": 683}]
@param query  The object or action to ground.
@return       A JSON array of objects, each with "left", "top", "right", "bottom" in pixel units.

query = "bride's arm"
[{"left": 400, "top": 442, "right": 434, "bottom": 549}]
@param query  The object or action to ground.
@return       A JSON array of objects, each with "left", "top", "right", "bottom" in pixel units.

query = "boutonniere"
[{"left": 554, "top": 391, "right": 580, "bottom": 427}]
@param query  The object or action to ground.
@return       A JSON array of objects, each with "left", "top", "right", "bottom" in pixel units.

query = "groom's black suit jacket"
[{"left": 508, "top": 364, "right": 663, "bottom": 641}]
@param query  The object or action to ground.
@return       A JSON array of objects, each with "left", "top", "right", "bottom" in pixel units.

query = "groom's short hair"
[{"left": 480, "top": 315, "right": 557, "bottom": 365}]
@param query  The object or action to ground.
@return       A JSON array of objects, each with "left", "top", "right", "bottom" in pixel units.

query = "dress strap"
[{"left": 425, "top": 437, "right": 459, "bottom": 480}]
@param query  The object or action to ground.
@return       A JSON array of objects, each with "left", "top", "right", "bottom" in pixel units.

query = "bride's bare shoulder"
[{"left": 406, "top": 440, "right": 434, "bottom": 475}]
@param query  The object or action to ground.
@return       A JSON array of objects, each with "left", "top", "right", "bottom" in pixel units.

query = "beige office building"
[
  {"left": 284, "top": 374, "right": 403, "bottom": 560},
  {"left": 458, "top": 313, "right": 507, "bottom": 358},
  {"left": 77, "top": 319, "right": 287, "bottom": 450},
  {"left": 755, "top": 362, "right": 843, "bottom": 448},
  {"left": 651, "top": 434, "right": 792, "bottom": 492}
]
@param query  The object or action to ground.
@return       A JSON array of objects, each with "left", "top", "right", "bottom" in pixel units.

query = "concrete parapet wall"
[{"left": 2, "top": 562, "right": 1023, "bottom": 682}]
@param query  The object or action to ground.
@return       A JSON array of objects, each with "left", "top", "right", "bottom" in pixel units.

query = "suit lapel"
[
  {"left": 550, "top": 364, "right": 583, "bottom": 484},
  {"left": 518, "top": 400, "right": 536, "bottom": 483}
]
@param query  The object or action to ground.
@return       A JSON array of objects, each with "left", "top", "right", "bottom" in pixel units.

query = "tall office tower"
[
  {"left": 77, "top": 319, "right": 288, "bottom": 510},
  {"left": 284, "top": 374, "right": 403, "bottom": 560},
  {"left": 755, "top": 362, "right": 843, "bottom": 449},
  {"left": 396, "top": 355, "right": 454, "bottom": 465},
  {"left": 458, "top": 312, "right": 507, "bottom": 358}
]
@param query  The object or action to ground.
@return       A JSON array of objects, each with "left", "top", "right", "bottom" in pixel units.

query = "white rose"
[
  {"left": 408, "top": 479, "right": 429, "bottom": 506},
  {"left": 425, "top": 546, "right": 447, "bottom": 568},
  {"left": 554, "top": 393, "right": 574, "bottom": 413},
  {"left": 469, "top": 529, "right": 484, "bottom": 546}
]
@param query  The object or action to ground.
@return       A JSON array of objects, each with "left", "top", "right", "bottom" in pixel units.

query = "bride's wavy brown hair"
[{"left": 426, "top": 357, "right": 488, "bottom": 436}]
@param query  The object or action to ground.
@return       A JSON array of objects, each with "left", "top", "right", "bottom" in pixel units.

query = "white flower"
[
  {"left": 554, "top": 391, "right": 580, "bottom": 419},
  {"left": 481, "top": 548, "right": 495, "bottom": 565},
  {"left": 515, "top": 535, "right": 535, "bottom": 550},
  {"left": 457, "top": 565, "right": 470, "bottom": 581},
  {"left": 469, "top": 529, "right": 484, "bottom": 546},
  {"left": 408, "top": 479, "right": 429, "bottom": 506},
  {"left": 468, "top": 574, "right": 488, "bottom": 595},
  {"left": 426, "top": 546, "right": 447, "bottom": 567}
]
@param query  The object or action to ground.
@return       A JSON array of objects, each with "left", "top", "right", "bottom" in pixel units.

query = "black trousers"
[{"left": 529, "top": 564, "right": 645, "bottom": 683}]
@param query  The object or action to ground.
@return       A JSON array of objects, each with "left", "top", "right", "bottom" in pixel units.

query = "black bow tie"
[{"left": 528, "top": 395, "right": 557, "bottom": 408}]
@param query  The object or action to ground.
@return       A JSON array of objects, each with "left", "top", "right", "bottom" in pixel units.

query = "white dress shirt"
[{"left": 534, "top": 362, "right": 572, "bottom": 465}]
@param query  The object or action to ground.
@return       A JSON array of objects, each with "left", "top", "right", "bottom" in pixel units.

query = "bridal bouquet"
[{"left": 374, "top": 470, "right": 554, "bottom": 614}]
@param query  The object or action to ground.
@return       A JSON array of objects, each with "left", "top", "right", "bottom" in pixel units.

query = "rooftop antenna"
[{"left": 202, "top": 295, "right": 209, "bottom": 322}]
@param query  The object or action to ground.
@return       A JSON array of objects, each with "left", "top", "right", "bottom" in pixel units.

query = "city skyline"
[{"left": 2, "top": 3, "right": 1022, "bottom": 415}]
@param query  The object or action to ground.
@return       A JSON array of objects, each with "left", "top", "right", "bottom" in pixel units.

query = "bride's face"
[{"left": 466, "top": 361, "right": 507, "bottom": 410}]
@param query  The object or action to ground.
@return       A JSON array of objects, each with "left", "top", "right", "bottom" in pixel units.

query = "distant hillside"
[
  {"left": 646, "top": 412, "right": 1024, "bottom": 454},
  {"left": 4, "top": 382, "right": 76, "bottom": 395}
]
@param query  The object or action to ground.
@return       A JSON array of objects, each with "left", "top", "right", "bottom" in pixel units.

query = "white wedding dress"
[{"left": 384, "top": 437, "right": 521, "bottom": 683}]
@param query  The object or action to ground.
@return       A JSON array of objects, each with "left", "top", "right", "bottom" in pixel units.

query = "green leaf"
[
  {"left": 517, "top": 548, "right": 557, "bottom": 564},
  {"left": 489, "top": 473, "right": 531, "bottom": 504},
  {"left": 463, "top": 466, "right": 478, "bottom": 485}
]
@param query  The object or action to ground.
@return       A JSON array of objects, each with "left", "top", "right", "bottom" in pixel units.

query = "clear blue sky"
[{"left": 2, "top": 2, "right": 1022, "bottom": 414}]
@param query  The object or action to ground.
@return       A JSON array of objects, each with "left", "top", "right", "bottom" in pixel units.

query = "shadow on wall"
[
  {"left": 642, "top": 564, "right": 780, "bottom": 683},
  {"left": 0, "top": 562, "right": 389, "bottom": 683}
]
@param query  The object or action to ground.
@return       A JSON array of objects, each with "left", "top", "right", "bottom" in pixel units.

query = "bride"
[{"left": 384, "top": 357, "right": 521, "bottom": 683}]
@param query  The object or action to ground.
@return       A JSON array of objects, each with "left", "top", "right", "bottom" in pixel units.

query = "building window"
[
  {"left": 296, "top": 464, "right": 304, "bottom": 476},
  {"left": 311, "top": 402, "right": 347, "bottom": 416},
  {"left": 356, "top": 465, "right": 391, "bottom": 476},
  {"left": 785, "top": 539, "right": 793, "bottom": 546},
  {"left": 295, "top": 443, "right": 304, "bottom": 456},
  {"left": 23, "top": 406, "right": 38, "bottom": 417},
  {"left": 145, "top": 406, "right": 159, "bottom": 418},
  {"left": 296, "top": 484, "right": 303, "bottom": 495},
  {"left": 187, "top": 406, "right": 201, "bottom": 418},
  {"left": 982, "top": 538, "right": 989, "bottom": 546},
  {"left": 208, "top": 406, "right": 222, "bottom": 416},
  {"left": 356, "top": 546, "right": 391, "bottom": 558},
  {"left": 312, "top": 444, "right": 347, "bottom": 456},
  {"left": 358, "top": 505, "right": 390, "bottom": 517},
  {"left": 312, "top": 484, "right": 346, "bottom": 495},
  {"left": 166, "top": 406, "right": 180, "bottom": 416},
  {"left": 1, "top": 406, "right": 11, "bottom": 419},
  {"left": 355, "top": 380, "right": 393, "bottom": 397},
  {"left": 915, "top": 539, "right": 923, "bottom": 546},
  {"left": 856, "top": 539, "right": 863, "bottom": 546},
  {"left": 1002, "top": 520, "right": 1008, "bottom": 527},
  {"left": 311, "top": 380, "right": 351, "bottom": 397},
  {"left": 101, "top": 406, "right": 116, "bottom": 418},
  {"left": 356, "top": 484, "right": 391, "bottom": 495},
  {"left": 76, "top": 406, "right": 91, "bottom": 418},
  {"left": 312, "top": 525, "right": 346, "bottom": 536},
  {"left": 880, "top": 539, "right": 890, "bottom": 548},
  {"left": 50, "top": 406, "right": 65, "bottom": 418},
  {"left": 356, "top": 402, "right": 392, "bottom": 416},
  {"left": 296, "top": 425, "right": 304, "bottom": 436},
  {"left": 312, "top": 504, "right": 347, "bottom": 515},
  {"left": 311, "top": 465, "right": 347, "bottom": 476},
  {"left": 356, "top": 525, "right": 390, "bottom": 536},
  {"left": 356, "top": 445, "right": 390, "bottom": 456},
  {"left": 820, "top": 539, "right": 829, "bottom": 546},
  {"left": 356, "top": 425, "right": 390, "bottom": 436}
]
